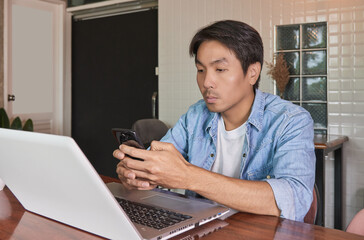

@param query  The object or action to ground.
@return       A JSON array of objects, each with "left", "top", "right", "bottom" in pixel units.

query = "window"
[{"left": 275, "top": 22, "right": 328, "bottom": 135}]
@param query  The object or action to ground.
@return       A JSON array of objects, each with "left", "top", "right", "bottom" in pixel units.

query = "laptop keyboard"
[{"left": 116, "top": 197, "right": 192, "bottom": 230}]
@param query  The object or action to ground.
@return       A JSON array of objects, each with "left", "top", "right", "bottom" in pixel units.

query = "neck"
[{"left": 221, "top": 91, "right": 255, "bottom": 131}]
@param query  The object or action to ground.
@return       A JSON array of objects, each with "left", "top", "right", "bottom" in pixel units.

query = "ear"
[{"left": 247, "top": 62, "right": 261, "bottom": 85}]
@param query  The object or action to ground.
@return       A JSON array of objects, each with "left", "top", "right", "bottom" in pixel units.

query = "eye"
[
  {"left": 197, "top": 69, "right": 204, "bottom": 73},
  {"left": 216, "top": 68, "right": 226, "bottom": 72}
]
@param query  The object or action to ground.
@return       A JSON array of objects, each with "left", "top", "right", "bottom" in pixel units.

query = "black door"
[{"left": 72, "top": 9, "right": 158, "bottom": 177}]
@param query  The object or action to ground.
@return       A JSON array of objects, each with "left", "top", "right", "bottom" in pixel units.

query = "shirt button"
[
  {"left": 210, "top": 153, "right": 214, "bottom": 158},
  {"left": 243, "top": 153, "right": 246, "bottom": 158},
  {"left": 267, "top": 175, "right": 271, "bottom": 179}
]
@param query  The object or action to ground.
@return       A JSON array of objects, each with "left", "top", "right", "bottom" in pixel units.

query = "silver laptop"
[{"left": 0, "top": 128, "right": 229, "bottom": 240}]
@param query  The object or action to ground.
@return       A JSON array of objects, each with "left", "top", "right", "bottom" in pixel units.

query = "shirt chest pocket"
[{"left": 245, "top": 136, "right": 274, "bottom": 180}]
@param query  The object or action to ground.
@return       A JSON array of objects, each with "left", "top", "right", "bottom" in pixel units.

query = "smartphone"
[{"left": 112, "top": 128, "right": 144, "bottom": 161}]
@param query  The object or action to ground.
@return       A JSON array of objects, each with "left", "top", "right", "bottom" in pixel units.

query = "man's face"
[{"left": 195, "top": 40, "right": 257, "bottom": 116}]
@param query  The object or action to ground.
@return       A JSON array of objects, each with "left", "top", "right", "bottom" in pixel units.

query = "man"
[{"left": 113, "top": 20, "right": 315, "bottom": 222}]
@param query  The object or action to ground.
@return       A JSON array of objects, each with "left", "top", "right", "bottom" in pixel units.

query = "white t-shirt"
[{"left": 211, "top": 115, "right": 247, "bottom": 178}]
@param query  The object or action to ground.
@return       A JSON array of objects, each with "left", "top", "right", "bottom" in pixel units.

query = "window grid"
[{"left": 274, "top": 22, "right": 328, "bottom": 134}]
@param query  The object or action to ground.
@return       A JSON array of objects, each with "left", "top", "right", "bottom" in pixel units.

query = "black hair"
[{"left": 189, "top": 20, "right": 264, "bottom": 89}]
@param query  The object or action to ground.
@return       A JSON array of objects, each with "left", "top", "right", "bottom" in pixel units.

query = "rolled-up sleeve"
[
  {"left": 266, "top": 178, "right": 296, "bottom": 220},
  {"left": 265, "top": 111, "right": 316, "bottom": 222}
]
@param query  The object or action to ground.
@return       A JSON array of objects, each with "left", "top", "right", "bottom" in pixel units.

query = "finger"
[
  {"left": 129, "top": 168, "right": 157, "bottom": 183},
  {"left": 113, "top": 149, "right": 125, "bottom": 160},
  {"left": 122, "top": 157, "right": 149, "bottom": 172},
  {"left": 126, "top": 178, "right": 151, "bottom": 189},
  {"left": 118, "top": 174, "right": 157, "bottom": 190},
  {"left": 137, "top": 183, "right": 158, "bottom": 191},
  {"left": 119, "top": 144, "right": 152, "bottom": 162},
  {"left": 120, "top": 180, "right": 138, "bottom": 190},
  {"left": 117, "top": 172, "right": 140, "bottom": 191},
  {"left": 116, "top": 163, "right": 136, "bottom": 179}
]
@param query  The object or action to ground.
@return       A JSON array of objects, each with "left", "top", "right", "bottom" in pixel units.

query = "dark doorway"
[{"left": 72, "top": 9, "right": 158, "bottom": 178}]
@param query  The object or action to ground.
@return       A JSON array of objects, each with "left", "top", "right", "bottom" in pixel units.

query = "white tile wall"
[{"left": 159, "top": 0, "right": 364, "bottom": 229}]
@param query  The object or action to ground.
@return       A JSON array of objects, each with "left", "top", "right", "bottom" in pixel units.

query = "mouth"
[{"left": 205, "top": 95, "right": 218, "bottom": 104}]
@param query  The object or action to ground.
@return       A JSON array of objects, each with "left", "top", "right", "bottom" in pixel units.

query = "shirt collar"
[
  {"left": 247, "top": 89, "right": 265, "bottom": 131},
  {"left": 205, "top": 112, "right": 219, "bottom": 136}
]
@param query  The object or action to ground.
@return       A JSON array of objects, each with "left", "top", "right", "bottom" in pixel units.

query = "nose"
[{"left": 202, "top": 70, "right": 216, "bottom": 89}]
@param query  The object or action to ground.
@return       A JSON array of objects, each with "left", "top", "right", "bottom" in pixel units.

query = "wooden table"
[
  {"left": 0, "top": 176, "right": 362, "bottom": 240},
  {"left": 314, "top": 135, "right": 349, "bottom": 229}
]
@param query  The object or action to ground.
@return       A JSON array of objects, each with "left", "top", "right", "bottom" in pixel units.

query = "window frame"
[{"left": 274, "top": 22, "right": 328, "bottom": 134}]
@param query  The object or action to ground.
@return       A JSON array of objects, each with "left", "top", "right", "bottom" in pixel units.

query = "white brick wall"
[{"left": 159, "top": 0, "right": 364, "bottom": 229}]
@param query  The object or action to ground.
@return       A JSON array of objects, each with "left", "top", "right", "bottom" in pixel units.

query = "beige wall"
[
  {"left": 159, "top": 0, "right": 364, "bottom": 229},
  {"left": 0, "top": 0, "right": 4, "bottom": 108}
]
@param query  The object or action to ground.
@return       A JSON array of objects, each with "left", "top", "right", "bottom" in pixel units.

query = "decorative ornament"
[{"left": 266, "top": 53, "right": 290, "bottom": 98}]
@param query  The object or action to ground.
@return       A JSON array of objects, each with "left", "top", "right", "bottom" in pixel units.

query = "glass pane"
[
  {"left": 302, "top": 77, "right": 327, "bottom": 101},
  {"left": 302, "top": 50, "right": 327, "bottom": 75},
  {"left": 302, "top": 22, "right": 327, "bottom": 49},
  {"left": 282, "top": 52, "right": 300, "bottom": 75},
  {"left": 277, "top": 77, "right": 300, "bottom": 101},
  {"left": 276, "top": 25, "right": 300, "bottom": 50},
  {"left": 302, "top": 103, "right": 327, "bottom": 129}
]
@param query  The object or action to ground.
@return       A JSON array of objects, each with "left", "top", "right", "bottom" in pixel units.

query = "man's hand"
[
  {"left": 114, "top": 141, "right": 191, "bottom": 190},
  {"left": 113, "top": 148, "right": 157, "bottom": 190}
]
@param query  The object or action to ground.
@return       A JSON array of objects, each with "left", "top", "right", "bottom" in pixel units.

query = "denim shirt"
[{"left": 160, "top": 89, "right": 316, "bottom": 222}]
